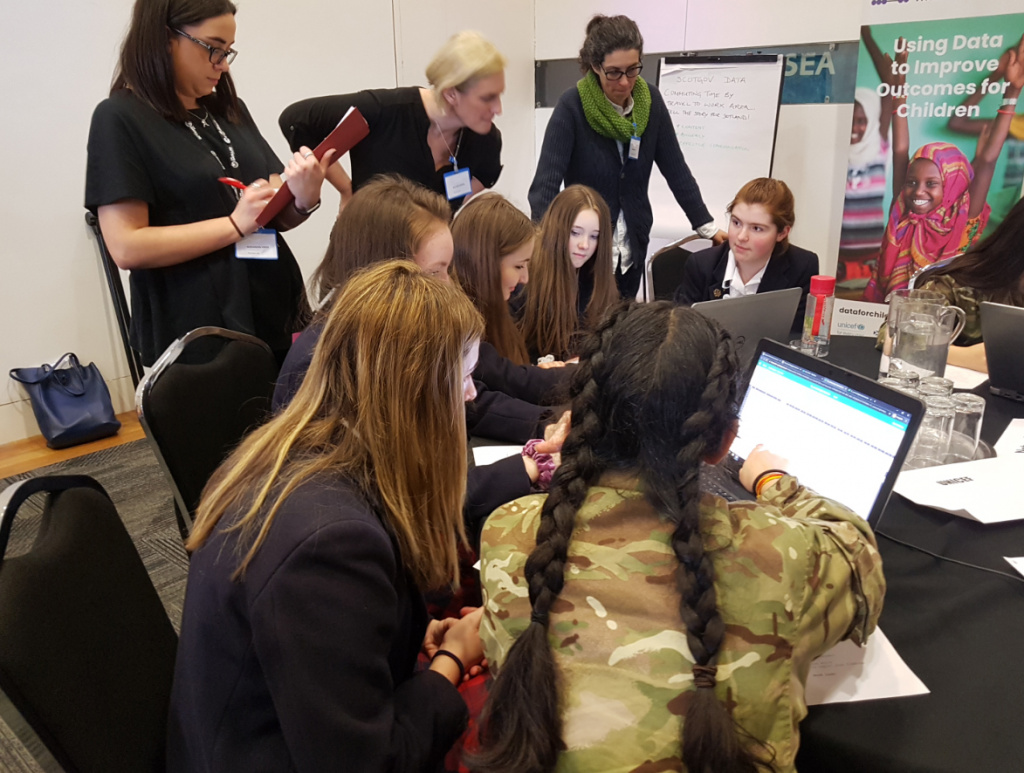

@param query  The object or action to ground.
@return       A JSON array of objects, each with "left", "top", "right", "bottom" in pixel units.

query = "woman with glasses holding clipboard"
[
  {"left": 529, "top": 14, "right": 726, "bottom": 301},
  {"left": 86, "top": 0, "right": 333, "bottom": 367}
]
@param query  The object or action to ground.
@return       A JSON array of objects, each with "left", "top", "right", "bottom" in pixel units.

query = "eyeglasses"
[
  {"left": 600, "top": 63, "right": 643, "bottom": 81},
  {"left": 172, "top": 28, "right": 238, "bottom": 66}
]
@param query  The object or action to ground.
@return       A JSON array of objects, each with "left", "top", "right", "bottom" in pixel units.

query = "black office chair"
[
  {"left": 909, "top": 255, "right": 956, "bottom": 290},
  {"left": 649, "top": 235, "right": 713, "bottom": 300},
  {"left": 0, "top": 475, "right": 178, "bottom": 773},
  {"left": 136, "top": 327, "right": 279, "bottom": 539},
  {"left": 86, "top": 211, "right": 146, "bottom": 389}
]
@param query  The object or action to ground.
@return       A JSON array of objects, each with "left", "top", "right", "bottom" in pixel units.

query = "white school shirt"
[{"left": 724, "top": 249, "right": 770, "bottom": 298}]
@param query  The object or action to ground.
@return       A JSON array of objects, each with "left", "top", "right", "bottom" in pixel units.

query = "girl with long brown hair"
[
  {"left": 274, "top": 176, "right": 567, "bottom": 544},
  {"left": 473, "top": 302, "right": 885, "bottom": 773},
  {"left": 451, "top": 193, "right": 535, "bottom": 365},
  {"left": 518, "top": 185, "right": 618, "bottom": 361},
  {"left": 168, "top": 261, "right": 486, "bottom": 771}
]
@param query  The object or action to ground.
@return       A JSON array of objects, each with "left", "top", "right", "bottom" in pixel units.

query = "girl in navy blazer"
[
  {"left": 169, "top": 262, "right": 487, "bottom": 772},
  {"left": 673, "top": 178, "right": 819, "bottom": 333}
]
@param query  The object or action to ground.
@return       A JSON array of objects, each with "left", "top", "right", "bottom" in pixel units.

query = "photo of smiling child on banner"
[{"left": 843, "top": 14, "right": 1024, "bottom": 302}]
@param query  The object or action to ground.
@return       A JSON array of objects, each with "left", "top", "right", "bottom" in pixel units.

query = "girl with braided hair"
[{"left": 473, "top": 302, "right": 885, "bottom": 773}]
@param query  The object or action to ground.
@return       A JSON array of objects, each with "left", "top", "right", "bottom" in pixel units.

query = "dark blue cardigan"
[{"left": 528, "top": 83, "right": 713, "bottom": 296}]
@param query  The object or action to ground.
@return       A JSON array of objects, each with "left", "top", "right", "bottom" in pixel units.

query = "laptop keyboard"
[{"left": 699, "top": 464, "right": 743, "bottom": 502}]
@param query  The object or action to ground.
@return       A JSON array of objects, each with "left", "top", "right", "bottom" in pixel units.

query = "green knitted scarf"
[{"left": 577, "top": 71, "right": 651, "bottom": 142}]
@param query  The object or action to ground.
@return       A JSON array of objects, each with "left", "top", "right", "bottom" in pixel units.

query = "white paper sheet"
[
  {"left": 944, "top": 364, "right": 989, "bottom": 390},
  {"left": 472, "top": 445, "right": 522, "bottom": 467},
  {"left": 1004, "top": 557, "right": 1024, "bottom": 579},
  {"left": 806, "top": 628, "right": 929, "bottom": 705},
  {"left": 893, "top": 455, "right": 1024, "bottom": 524},
  {"left": 995, "top": 418, "right": 1024, "bottom": 456}
]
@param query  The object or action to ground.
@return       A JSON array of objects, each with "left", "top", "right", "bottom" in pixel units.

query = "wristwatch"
[{"left": 294, "top": 199, "right": 321, "bottom": 216}]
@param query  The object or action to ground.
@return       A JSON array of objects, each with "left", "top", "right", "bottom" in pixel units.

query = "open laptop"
[
  {"left": 691, "top": 288, "right": 802, "bottom": 366},
  {"left": 701, "top": 339, "right": 924, "bottom": 525},
  {"left": 980, "top": 301, "right": 1024, "bottom": 402}
]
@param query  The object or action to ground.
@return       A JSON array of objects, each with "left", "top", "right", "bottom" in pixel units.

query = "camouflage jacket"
[
  {"left": 918, "top": 274, "right": 988, "bottom": 347},
  {"left": 479, "top": 474, "right": 885, "bottom": 773}
]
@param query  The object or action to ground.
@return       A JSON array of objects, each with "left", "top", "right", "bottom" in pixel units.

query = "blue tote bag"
[{"left": 10, "top": 353, "right": 121, "bottom": 449}]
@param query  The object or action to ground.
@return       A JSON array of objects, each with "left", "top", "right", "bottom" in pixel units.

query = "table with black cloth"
[{"left": 794, "top": 336, "right": 1024, "bottom": 773}]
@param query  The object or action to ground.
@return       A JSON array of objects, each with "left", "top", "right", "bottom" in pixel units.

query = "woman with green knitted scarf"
[{"left": 529, "top": 14, "right": 726, "bottom": 301}]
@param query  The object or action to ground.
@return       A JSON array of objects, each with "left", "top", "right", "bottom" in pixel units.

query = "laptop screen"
[{"left": 729, "top": 348, "right": 917, "bottom": 521}]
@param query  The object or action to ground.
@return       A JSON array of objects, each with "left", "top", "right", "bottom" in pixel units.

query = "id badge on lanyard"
[
  {"left": 444, "top": 155, "right": 473, "bottom": 201},
  {"left": 628, "top": 121, "right": 640, "bottom": 160},
  {"left": 235, "top": 228, "right": 279, "bottom": 260}
]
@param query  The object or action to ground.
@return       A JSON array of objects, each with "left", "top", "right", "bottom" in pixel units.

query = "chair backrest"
[
  {"left": 649, "top": 235, "right": 713, "bottom": 301},
  {"left": 909, "top": 255, "right": 957, "bottom": 290},
  {"left": 136, "top": 327, "right": 279, "bottom": 539},
  {"left": 0, "top": 475, "right": 178, "bottom": 773},
  {"left": 85, "top": 211, "right": 146, "bottom": 389}
]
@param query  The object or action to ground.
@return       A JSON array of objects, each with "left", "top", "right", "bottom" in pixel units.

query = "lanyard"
[{"left": 185, "top": 109, "right": 241, "bottom": 200}]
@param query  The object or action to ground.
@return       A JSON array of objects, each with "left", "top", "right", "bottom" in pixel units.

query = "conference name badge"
[
  {"left": 444, "top": 168, "right": 473, "bottom": 200},
  {"left": 235, "top": 228, "right": 278, "bottom": 260},
  {"left": 628, "top": 136, "right": 641, "bottom": 160}
]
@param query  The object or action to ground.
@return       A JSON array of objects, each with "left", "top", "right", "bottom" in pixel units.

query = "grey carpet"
[{"left": 0, "top": 440, "right": 187, "bottom": 772}]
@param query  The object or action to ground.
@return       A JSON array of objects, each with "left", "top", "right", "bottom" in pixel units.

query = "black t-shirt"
[
  {"left": 279, "top": 86, "right": 502, "bottom": 211},
  {"left": 86, "top": 90, "right": 307, "bottom": 365}
]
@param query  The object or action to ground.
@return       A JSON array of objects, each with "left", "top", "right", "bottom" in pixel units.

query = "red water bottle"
[{"left": 802, "top": 275, "right": 836, "bottom": 357}]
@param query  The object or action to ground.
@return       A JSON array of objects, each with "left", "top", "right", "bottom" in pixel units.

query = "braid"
[
  {"left": 478, "top": 302, "right": 772, "bottom": 772},
  {"left": 660, "top": 322, "right": 771, "bottom": 772},
  {"left": 671, "top": 324, "right": 736, "bottom": 665},
  {"left": 473, "top": 303, "right": 633, "bottom": 773}
]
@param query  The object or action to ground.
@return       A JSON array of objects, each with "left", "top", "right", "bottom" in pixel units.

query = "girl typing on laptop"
[{"left": 473, "top": 302, "right": 885, "bottom": 773}]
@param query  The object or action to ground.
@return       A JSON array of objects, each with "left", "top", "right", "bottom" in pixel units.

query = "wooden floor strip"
[{"left": 0, "top": 412, "right": 144, "bottom": 479}]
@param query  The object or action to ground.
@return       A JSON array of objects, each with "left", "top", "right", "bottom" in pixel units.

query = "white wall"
[{"left": 1, "top": 0, "right": 862, "bottom": 445}]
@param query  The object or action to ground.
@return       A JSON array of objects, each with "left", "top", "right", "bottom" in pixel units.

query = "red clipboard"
[{"left": 257, "top": 107, "right": 369, "bottom": 226}]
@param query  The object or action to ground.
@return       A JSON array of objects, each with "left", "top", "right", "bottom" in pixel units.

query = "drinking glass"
[
  {"left": 904, "top": 395, "right": 955, "bottom": 470},
  {"left": 919, "top": 376, "right": 954, "bottom": 397},
  {"left": 947, "top": 393, "right": 986, "bottom": 463},
  {"left": 888, "top": 361, "right": 921, "bottom": 390}
]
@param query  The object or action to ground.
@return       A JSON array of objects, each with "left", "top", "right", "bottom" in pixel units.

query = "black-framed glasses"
[
  {"left": 172, "top": 28, "right": 238, "bottom": 65},
  {"left": 600, "top": 63, "right": 643, "bottom": 81}
]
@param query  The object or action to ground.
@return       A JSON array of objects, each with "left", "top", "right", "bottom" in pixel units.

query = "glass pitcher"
[
  {"left": 889, "top": 298, "right": 966, "bottom": 379},
  {"left": 879, "top": 288, "right": 947, "bottom": 378}
]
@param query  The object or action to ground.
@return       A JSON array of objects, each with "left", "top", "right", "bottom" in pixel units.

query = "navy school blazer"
[{"left": 672, "top": 242, "right": 820, "bottom": 334}]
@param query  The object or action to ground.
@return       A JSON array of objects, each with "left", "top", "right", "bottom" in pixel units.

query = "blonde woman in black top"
[{"left": 281, "top": 31, "right": 506, "bottom": 213}]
